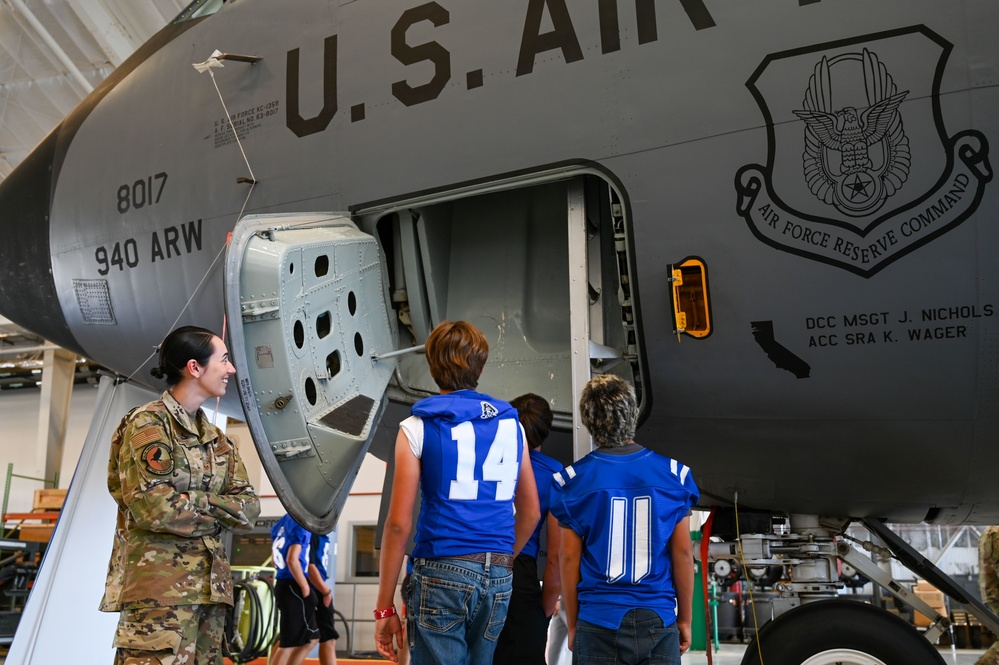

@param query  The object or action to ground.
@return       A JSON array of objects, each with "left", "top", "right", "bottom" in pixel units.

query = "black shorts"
[
  {"left": 274, "top": 578, "right": 319, "bottom": 647},
  {"left": 309, "top": 583, "right": 340, "bottom": 643}
]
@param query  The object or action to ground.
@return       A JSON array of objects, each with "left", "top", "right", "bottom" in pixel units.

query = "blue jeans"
[
  {"left": 408, "top": 556, "right": 513, "bottom": 665},
  {"left": 573, "top": 609, "right": 679, "bottom": 665}
]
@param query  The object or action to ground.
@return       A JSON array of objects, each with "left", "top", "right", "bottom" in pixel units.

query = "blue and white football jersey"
[
  {"left": 270, "top": 514, "right": 311, "bottom": 581},
  {"left": 521, "top": 449, "right": 564, "bottom": 560},
  {"left": 408, "top": 390, "right": 524, "bottom": 559},
  {"left": 310, "top": 531, "right": 332, "bottom": 581},
  {"left": 550, "top": 446, "right": 699, "bottom": 630}
]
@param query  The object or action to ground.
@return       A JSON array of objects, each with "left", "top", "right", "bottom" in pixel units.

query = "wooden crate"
[
  {"left": 33, "top": 488, "right": 67, "bottom": 511},
  {"left": 19, "top": 524, "right": 55, "bottom": 542},
  {"left": 913, "top": 580, "right": 947, "bottom": 627}
]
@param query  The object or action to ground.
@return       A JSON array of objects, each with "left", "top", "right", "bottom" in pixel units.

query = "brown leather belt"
[{"left": 449, "top": 552, "right": 514, "bottom": 568}]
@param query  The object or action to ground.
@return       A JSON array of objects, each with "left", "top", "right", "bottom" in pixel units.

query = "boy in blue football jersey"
[
  {"left": 551, "top": 375, "right": 699, "bottom": 664},
  {"left": 308, "top": 530, "right": 339, "bottom": 664},
  {"left": 374, "top": 320, "right": 541, "bottom": 665},
  {"left": 270, "top": 514, "right": 319, "bottom": 665}
]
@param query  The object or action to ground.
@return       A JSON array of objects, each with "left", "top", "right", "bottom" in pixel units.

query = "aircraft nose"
[{"left": 0, "top": 127, "right": 84, "bottom": 355}]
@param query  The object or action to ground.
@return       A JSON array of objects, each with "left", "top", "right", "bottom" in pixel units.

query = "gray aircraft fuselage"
[{"left": 0, "top": 0, "right": 996, "bottom": 526}]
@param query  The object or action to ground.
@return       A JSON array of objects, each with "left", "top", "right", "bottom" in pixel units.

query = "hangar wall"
[{"left": 1, "top": 383, "right": 100, "bottom": 514}]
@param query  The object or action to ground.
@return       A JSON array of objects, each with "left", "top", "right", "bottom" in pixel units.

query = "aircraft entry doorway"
[{"left": 359, "top": 170, "right": 643, "bottom": 455}]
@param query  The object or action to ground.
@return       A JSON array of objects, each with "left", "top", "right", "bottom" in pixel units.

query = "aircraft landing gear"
[
  {"left": 703, "top": 513, "right": 974, "bottom": 662},
  {"left": 740, "top": 600, "right": 944, "bottom": 665}
]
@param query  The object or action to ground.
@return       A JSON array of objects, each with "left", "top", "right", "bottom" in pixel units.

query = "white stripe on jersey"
[
  {"left": 633, "top": 496, "right": 651, "bottom": 583},
  {"left": 607, "top": 497, "right": 627, "bottom": 583},
  {"left": 668, "top": 457, "right": 691, "bottom": 485},
  {"left": 553, "top": 465, "right": 576, "bottom": 488}
]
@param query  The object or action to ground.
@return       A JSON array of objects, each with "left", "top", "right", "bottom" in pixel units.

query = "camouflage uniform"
[
  {"left": 100, "top": 391, "right": 260, "bottom": 665},
  {"left": 977, "top": 526, "right": 999, "bottom": 665}
]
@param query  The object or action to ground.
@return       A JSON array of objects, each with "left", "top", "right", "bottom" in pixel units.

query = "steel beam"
[
  {"left": 34, "top": 346, "right": 76, "bottom": 487},
  {"left": 6, "top": 0, "right": 94, "bottom": 94}
]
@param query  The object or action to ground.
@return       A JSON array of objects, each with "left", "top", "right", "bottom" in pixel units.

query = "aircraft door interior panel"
[{"left": 224, "top": 213, "right": 397, "bottom": 532}]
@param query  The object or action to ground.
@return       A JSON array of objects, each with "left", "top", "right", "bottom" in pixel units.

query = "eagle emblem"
[
  {"left": 793, "top": 49, "right": 910, "bottom": 217},
  {"left": 736, "top": 27, "right": 991, "bottom": 277},
  {"left": 142, "top": 442, "right": 174, "bottom": 475}
]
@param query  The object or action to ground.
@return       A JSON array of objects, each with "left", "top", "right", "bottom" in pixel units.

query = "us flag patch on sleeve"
[{"left": 129, "top": 426, "right": 162, "bottom": 449}]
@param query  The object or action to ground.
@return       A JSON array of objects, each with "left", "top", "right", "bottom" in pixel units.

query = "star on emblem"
[{"left": 844, "top": 172, "right": 875, "bottom": 201}]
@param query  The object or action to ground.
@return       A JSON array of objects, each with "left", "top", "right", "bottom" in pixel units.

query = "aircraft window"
[
  {"left": 315, "top": 255, "right": 330, "bottom": 277},
  {"left": 316, "top": 312, "right": 332, "bottom": 339},
  {"left": 294, "top": 320, "right": 305, "bottom": 349},
  {"left": 348, "top": 291, "right": 357, "bottom": 316},
  {"left": 670, "top": 258, "right": 711, "bottom": 338},
  {"left": 351, "top": 524, "right": 379, "bottom": 578},
  {"left": 354, "top": 332, "right": 364, "bottom": 356},
  {"left": 305, "top": 377, "right": 318, "bottom": 405},
  {"left": 173, "top": 0, "right": 225, "bottom": 23},
  {"left": 327, "top": 351, "right": 342, "bottom": 379}
]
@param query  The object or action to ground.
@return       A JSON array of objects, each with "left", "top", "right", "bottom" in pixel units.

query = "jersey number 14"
[{"left": 448, "top": 418, "right": 519, "bottom": 501}]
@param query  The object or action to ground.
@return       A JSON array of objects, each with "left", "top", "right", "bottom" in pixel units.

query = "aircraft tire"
[{"left": 740, "top": 599, "right": 945, "bottom": 665}]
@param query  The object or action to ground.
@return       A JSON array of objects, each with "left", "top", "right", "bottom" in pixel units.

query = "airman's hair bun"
[{"left": 153, "top": 326, "right": 218, "bottom": 386}]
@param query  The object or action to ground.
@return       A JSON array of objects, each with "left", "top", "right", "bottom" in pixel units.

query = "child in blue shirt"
[
  {"left": 551, "top": 375, "right": 699, "bottom": 664},
  {"left": 271, "top": 514, "right": 318, "bottom": 664},
  {"left": 374, "top": 321, "right": 541, "bottom": 665},
  {"left": 494, "top": 393, "right": 563, "bottom": 665}
]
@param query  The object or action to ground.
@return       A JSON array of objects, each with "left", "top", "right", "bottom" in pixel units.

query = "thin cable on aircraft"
[
  {"left": 119, "top": 51, "right": 262, "bottom": 406},
  {"left": 193, "top": 50, "right": 258, "bottom": 185},
  {"left": 735, "top": 491, "right": 766, "bottom": 665},
  {"left": 120, "top": 240, "right": 228, "bottom": 387},
  {"left": 123, "top": 54, "right": 338, "bottom": 409},
  {"left": 192, "top": 51, "right": 259, "bottom": 425}
]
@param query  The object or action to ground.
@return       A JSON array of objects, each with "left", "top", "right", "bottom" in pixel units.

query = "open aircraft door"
[{"left": 224, "top": 214, "right": 397, "bottom": 532}]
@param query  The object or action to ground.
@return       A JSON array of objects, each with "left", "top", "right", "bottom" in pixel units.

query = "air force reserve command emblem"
[{"left": 736, "top": 26, "right": 991, "bottom": 277}]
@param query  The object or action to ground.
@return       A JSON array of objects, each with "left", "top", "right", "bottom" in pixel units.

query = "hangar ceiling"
[
  {"left": 0, "top": 0, "right": 189, "bottom": 373},
  {"left": 0, "top": 0, "right": 188, "bottom": 182}
]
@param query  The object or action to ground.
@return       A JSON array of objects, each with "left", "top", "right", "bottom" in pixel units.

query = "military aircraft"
[{"left": 1, "top": 0, "right": 997, "bottom": 661}]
